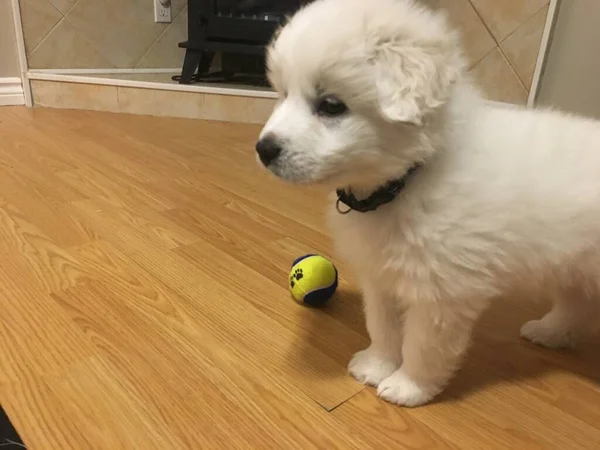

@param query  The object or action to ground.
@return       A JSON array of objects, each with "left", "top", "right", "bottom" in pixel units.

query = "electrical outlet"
[{"left": 154, "top": 0, "right": 172, "bottom": 23}]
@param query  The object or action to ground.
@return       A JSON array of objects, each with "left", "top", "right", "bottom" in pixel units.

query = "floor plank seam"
[{"left": 327, "top": 387, "right": 367, "bottom": 413}]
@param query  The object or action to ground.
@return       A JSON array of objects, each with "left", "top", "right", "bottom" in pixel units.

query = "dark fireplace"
[{"left": 177, "top": 1, "right": 310, "bottom": 85}]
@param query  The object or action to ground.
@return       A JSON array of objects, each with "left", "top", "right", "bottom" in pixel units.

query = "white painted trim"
[
  {"left": 11, "top": 0, "right": 32, "bottom": 107},
  {"left": 0, "top": 94, "right": 25, "bottom": 106},
  {"left": 26, "top": 74, "right": 522, "bottom": 107},
  {"left": 28, "top": 72, "right": 278, "bottom": 99},
  {"left": 0, "top": 78, "right": 23, "bottom": 94},
  {"left": 528, "top": 0, "right": 561, "bottom": 108},
  {"left": 0, "top": 77, "right": 25, "bottom": 106},
  {"left": 28, "top": 68, "right": 182, "bottom": 75}
]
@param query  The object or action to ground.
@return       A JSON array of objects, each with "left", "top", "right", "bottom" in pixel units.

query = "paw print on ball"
[{"left": 289, "top": 268, "right": 304, "bottom": 288}]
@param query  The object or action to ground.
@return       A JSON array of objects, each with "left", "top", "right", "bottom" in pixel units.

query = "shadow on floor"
[
  {"left": 293, "top": 286, "right": 599, "bottom": 404},
  {"left": 439, "top": 297, "right": 600, "bottom": 404}
]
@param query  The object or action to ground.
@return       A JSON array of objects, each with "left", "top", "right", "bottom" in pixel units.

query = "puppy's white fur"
[{"left": 258, "top": 0, "right": 600, "bottom": 406}]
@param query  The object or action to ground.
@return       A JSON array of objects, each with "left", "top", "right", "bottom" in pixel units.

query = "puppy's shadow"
[
  {"left": 438, "top": 297, "right": 600, "bottom": 404},
  {"left": 290, "top": 287, "right": 600, "bottom": 403}
]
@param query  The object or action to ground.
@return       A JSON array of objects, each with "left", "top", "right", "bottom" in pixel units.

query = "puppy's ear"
[{"left": 373, "top": 35, "right": 465, "bottom": 125}]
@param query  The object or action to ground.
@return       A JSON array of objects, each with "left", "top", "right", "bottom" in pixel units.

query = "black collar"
[{"left": 336, "top": 164, "right": 421, "bottom": 214}]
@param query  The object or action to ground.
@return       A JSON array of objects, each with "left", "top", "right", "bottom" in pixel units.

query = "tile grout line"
[
  {"left": 63, "top": 15, "right": 118, "bottom": 70},
  {"left": 468, "top": 0, "right": 551, "bottom": 46},
  {"left": 27, "top": 10, "right": 65, "bottom": 58},
  {"left": 463, "top": 0, "right": 506, "bottom": 76},
  {"left": 496, "top": 45, "right": 529, "bottom": 94},
  {"left": 27, "top": 0, "right": 83, "bottom": 57},
  {"left": 28, "top": 6, "right": 117, "bottom": 71},
  {"left": 466, "top": 0, "right": 500, "bottom": 46},
  {"left": 134, "top": 6, "right": 188, "bottom": 69},
  {"left": 498, "top": 2, "right": 551, "bottom": 45},
  {"left": 466, "top": 0, "right": 548, "bottom": 94},
  {"left": 468, "top": 45, "right": 497, "bottom": 71},
  {"left": 496, "top": 3, "right": 552, "bottom": 93}
]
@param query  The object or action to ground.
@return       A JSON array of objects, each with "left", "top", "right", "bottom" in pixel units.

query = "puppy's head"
[{"left": 256, "top": 0, "right": 466, "bottom": 187}]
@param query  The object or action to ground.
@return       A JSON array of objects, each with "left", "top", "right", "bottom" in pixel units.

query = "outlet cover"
[{"left": 154, "top": 0, "right": 172, "bottom": 23}]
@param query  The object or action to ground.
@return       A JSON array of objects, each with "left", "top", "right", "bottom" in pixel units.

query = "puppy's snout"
[{"left": 256, "top": 136, "right": 282, "bottom": 167}]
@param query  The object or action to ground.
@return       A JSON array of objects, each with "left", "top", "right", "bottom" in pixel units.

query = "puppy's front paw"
[
  {"left": 520, "top": 319, "right": 574, "bottom": 349},
  {"left": 348, "top": 348, "right": 399, "bottom": 387},
  {"left": 377, "top": 370, "right": 438, "bottom": 407}
]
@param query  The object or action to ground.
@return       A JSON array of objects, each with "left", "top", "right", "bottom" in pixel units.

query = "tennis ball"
[{"left": 289, "top": 254, "right": 338, "bottom": 306}]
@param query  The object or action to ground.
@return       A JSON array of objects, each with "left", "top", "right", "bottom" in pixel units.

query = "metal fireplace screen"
[
  {"left": 215, "top": 1, "right": 305, "bottom": 20},
  {"left": 176, "top": 0, "right": 310, "bottom": 84}
]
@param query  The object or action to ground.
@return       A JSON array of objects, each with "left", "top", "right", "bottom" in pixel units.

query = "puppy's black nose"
[{"left": 256, "top": 136, "right": 282, "bottom": 166}]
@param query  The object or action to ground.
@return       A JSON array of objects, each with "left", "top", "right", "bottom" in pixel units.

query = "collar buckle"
[{"left": 335, "top": 197, "right": 353, "bottom": 214}]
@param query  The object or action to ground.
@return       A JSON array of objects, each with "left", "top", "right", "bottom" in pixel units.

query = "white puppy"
[{"left": 256, "top": 0, "right": 600, "bottom": 406}]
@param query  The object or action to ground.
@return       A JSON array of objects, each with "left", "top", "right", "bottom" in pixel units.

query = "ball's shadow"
[{"left": 289, "top": 287, "right": 368, "bottom": 379}]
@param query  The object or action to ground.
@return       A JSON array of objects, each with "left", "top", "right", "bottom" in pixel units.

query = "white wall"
[
  {"left": 0, "top": 0, "right": 20, "bottom": 78},
  {"left": 536, "top": 0, "right": 600, "bottom": 119}
]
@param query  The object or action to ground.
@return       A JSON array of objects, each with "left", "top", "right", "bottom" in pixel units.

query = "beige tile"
[
  {"left": 469, "top": 0, "right": 549, "bottom": 42},
  {"left": 469, "top": 47, "right": 528, "bottom": 105},
  {"left": 119, "top": 86, "right": 274, "bottom": 123},
  {"left": 65, "top": 0, "right": 169, "bottom": 68},
  {"left": 31, "top": 80, "right": 119, "bottom": 112},
  {"left": 117, "top": 87, "right": 204, "bottom": 119},
  {"left": 500, "top": 5, "right": 548, "bottom": 89},
  {"left": 203, "top": 94, "right": 276, "bottom": 124},
  {"left": 48, "top": 0, "right": 77, "bottom": 15},
  {"left": 171, "top": 0, "right": 187, "bottom": 17},
  {"left": 19, "top": 0, "right": 63, "bottom": 54},
  {"left": 137, "top": 7, "right": 187, "bottom": 69},
  {"left": 29, "top": 19, "right": 115, "bottom": 69},
  {"left": 19, "top": 0, "right": 189, "bottom": 70},
  {"left": 422, "top": 0, "right": 496, "bottom": 66}
]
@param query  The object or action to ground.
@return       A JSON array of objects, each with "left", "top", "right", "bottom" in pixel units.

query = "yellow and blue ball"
[{"left": 289, "top": 254, "right": 338, "bottom": 306}]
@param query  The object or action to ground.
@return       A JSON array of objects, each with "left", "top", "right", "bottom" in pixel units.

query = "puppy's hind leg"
[
  {"left": 520, "top": 287, "right": 598, "bottom": 349},
  {"left": 349, "top": 282, "right": 404, "bottom": 388}
]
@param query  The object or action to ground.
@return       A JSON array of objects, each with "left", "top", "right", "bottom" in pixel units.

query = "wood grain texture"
[{"left": 0, "top": 106, "right": 598, "bottom": 449}]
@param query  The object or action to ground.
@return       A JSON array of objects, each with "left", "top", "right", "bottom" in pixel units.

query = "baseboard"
[
  {"left": 28, "top": 72, "right": 277, "bottom": 99},
  {"left": 28, "top": 68, "right": 182, "bottom": 75},
  {"left": 10, "top": 0, "right": 32, "bottom": 106},
  {"left": 0, "top": 77, "right": 25, "bottom": 106}
]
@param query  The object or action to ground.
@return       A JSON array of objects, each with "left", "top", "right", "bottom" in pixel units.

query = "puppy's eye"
[{"left": 316, "top": 96, "right": 348, "bottom": 117}]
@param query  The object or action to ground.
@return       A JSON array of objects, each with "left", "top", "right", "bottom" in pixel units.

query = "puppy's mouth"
[
  {"left": 255, "top": 138, "right": 349, "bottom": 185},
  {"left": 262, "top": 158, "right": 318, "bottom": 184},
  {"left": 258, "top": 155, "right": 355, "bottom": 190}
]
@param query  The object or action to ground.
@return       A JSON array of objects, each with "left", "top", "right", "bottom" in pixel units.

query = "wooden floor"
[{"left": 0, "top": 107, "right": 599, "bottom": 449}]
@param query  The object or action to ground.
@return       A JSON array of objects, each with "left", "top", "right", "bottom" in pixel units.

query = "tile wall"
[
  {"left": 19, "top": 0, "right": 188, "bottom": 69},
  {"left": 424, "top": 0, "right": 549, "bottom": 104},
  {"left": 22, "top": 0, "right": 549, "bottom": 109}
]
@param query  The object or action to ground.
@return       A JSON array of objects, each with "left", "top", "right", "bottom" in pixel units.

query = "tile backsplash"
[
  {"left": 19, "top": 0, "right": 549, "bottom": 105},
  {"left": 19, "top": 0, "right": 188, "bottom": 69},
  {"left": 30, "top": 80, "right": 277, "bottom": 124},
  {"left": 427, "top": 0, "right": 549, "bottom": 104}
]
